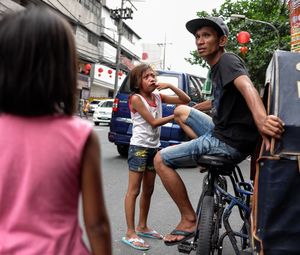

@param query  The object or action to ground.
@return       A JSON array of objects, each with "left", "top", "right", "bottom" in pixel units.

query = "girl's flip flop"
[
  {"left": 137, "top": 229, "right": 163, "bottom": 239},
  {"left": 121, "top": 237, "right": 150, "bottom": 251}
]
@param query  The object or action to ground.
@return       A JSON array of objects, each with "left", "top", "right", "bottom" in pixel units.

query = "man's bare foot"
[{"left": 163, "top": 220, "right": 196, "bottom": 245}]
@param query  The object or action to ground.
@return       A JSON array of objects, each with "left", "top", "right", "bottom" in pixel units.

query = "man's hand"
[
  {"left": 192, "top": 100, "right": 212, "bottom": 112},
  {"left": 260, "top": 115, "right": 285, "bottom": 151}
]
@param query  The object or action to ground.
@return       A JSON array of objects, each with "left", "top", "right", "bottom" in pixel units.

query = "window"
[
  {"left": 101, "top": 101, "right": 113, "bottom": 107},
  {"left": 188, "top": 75, "right": 205, "bottom": 103},
  {"left": 88, "top": 32, "right": 98, "bottom": 46},
  {"left": 79, "top": 0, "right": 101, "bottom": 17},
  {"left": 156, "top": 74, "right": 180, "bottom": 96}
]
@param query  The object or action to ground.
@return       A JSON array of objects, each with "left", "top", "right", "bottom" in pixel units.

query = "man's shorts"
[
  {"left": 185, "top": 108, "right": 214, "bottom": 137},
  {"left": 160, "top": 108, "right": 246, "bottom": 169},
  {"left": 128, "top": 145, "right": 159, "bottom": 172}
]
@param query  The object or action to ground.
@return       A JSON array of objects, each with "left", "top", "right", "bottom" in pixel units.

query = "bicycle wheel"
[{"left": 196, "top": 194, "right": 214, "bottom": 255}]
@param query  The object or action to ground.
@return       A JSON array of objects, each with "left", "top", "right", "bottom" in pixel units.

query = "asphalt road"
[{"left": 80, "top": 123, "right": 251, "bottom": 255}]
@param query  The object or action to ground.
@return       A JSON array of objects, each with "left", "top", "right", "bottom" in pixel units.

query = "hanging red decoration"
[
  {"left": 108, "top": 69, "right": 112, "bottom": 74},
  {"left": 118, "top": 71, "right": 123, "bottom": 76},
  {"left": 239, "top": 46, "right": 248, "bottom": 55},
  {"left": 142, "top": 52, "right": 148, "bottom": 60},
  {"left": 98, "top": 67, "right": 103, "bottom": 73},
  {"left": 85, "top": 63, "right": 91, "bottom": 71},
  {"left": 237, "top": 31, "right": 251, "bottom": 44}
]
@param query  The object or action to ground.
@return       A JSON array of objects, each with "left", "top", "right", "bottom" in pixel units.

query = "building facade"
[{"left": 1, "top": 0, "right": 143, "bottom": 100}]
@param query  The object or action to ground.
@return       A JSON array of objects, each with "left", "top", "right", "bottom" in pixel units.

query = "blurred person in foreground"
[
  {"left": 153, "top": 16, "right": 284, "bottom": 246},
  {"left": 0, "top": 7, "right": 111, "bottom": 255}
]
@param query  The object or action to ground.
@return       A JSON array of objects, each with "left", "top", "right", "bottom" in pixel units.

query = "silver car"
[{"left": 92, "top": 99, "right": 114, "bottom": 125}]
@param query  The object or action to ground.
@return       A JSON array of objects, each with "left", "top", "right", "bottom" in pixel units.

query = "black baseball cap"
[{"left": 186, "top": 16, "right": 229, "bottom": 36}]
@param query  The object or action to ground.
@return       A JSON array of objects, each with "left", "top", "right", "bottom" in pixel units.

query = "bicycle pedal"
[
  {"left": 240, "top": 248, "right": 253, "bottom": 255},
  {"left": 178, "top": 241, "right": 193, "bottom": 254},
  {"left": 199, "top": 166, "right": 208, "bottom": 173}
]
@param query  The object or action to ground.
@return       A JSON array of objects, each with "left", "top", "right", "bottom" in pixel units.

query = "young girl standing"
[
  {"left": 0, "top": 7, "right": 111, "bottom": 255},
  {"left": 122, "top": 64, "right": 190, "bottom": 250}
]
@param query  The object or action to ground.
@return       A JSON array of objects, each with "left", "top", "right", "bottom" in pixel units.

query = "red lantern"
[
  {"left": 98, "top": 67, "right": 103, "bottom": 73},
  {"left": 239, "top": 46, "right": 248, "bottom": 55},
  {"left": 118, "top": 71, "right": 123, "bottom": 76},
  {"left": 237, "top": 31, "right": 251, "bottom": 44},
  {"left": 142, "top": 52, "right": 148, "bottom": 60},
  {"left": 108, "top": 69, "right": 112, "bottom": 75},
  {"left": 85, "top": 63, "right": 91, "bottom": 71}
]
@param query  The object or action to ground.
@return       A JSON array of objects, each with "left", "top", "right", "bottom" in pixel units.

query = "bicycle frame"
[{"left": 178, "top": 156, "right": 253, "bottom": 255}]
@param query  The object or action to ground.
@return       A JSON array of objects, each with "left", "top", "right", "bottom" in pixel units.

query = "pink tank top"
[{"left": 0, "top": 114, "right": 92, "bottom": 254}]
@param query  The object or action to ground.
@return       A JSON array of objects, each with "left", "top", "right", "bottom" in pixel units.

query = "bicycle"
[{"left": 177, "top": 155, "right": 253, "bottom": 255}]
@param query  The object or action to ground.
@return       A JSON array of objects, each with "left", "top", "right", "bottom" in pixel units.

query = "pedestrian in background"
[
  {"left": 79, "top": 98, "right": 85, "bottom": 118},
  {"left": 122, "top": 63, "right": 190, "bottom": 250},
  {"left": 0, "top": 7, "right": 112, "bottom": 255},
  {"left": 83, "top": 99, "right": 90, "bottom": 118}
]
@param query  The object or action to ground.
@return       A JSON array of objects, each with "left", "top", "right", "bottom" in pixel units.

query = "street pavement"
[{"left": 79, "top": 121, "right": 251, "bottom": 255}]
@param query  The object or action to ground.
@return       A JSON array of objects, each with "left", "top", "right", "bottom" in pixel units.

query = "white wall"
[{"left": 90, "top": 85, "right": 111, "bottom": 98}]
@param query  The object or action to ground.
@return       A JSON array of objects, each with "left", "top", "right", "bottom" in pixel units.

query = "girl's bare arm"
[
  {"left": 131, "top": 95, "right": 174, "bottom": 128},
  {"left": 81, "top": 131, "right": 112, "bottom": 255},
  {"left": 157, "top": 83, "right": 190, "bottom": 104}
]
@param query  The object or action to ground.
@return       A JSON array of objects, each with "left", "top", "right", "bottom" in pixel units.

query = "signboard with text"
[{"left": 289, "top": 0, "right": 300, "bottom": 52}]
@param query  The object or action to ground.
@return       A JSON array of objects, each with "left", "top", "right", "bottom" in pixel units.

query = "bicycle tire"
[{"left": 196, "top": 195, "right": 214, "bottom": 255}]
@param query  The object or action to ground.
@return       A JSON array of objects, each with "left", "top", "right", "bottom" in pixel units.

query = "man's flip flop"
[
  {"left": 164, "top": 229, "right": 195, "bottom": 246},
  {"left": 137, "top": 230, "right": 163, "bottom": 239},
  {"left": 121, "top": 236, "right": 150, "bottom": 251}
]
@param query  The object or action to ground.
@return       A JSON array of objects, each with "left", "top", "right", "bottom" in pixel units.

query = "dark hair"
[
  {"left": 0, "top": 6, "right": 77, "bottom": 116},
  {"left": 129, "top": 63, "right": 156, "bottom": 94}
]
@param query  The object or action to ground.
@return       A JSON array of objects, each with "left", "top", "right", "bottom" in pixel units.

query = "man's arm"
[
  {"left": 234, "top": 75, "right": 284, "bottom": 151},
  {"left": 193, "top": 100, "right": 212, "bottom": 111}
]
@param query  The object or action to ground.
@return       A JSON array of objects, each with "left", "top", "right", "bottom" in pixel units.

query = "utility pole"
[
  {"left": 110, "top": 1, "right": 133, "bottom": 97},
  {"left": 157, "top": 33, "right": 172, "bottom": 70}
]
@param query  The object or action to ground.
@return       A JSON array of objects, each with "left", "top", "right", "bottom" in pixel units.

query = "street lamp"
[{"left": 230, "top": 14, "right": 280, "bottom": 49}]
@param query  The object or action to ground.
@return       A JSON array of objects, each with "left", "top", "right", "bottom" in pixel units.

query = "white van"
[{"left": 92, "top": 99, "right": 114, "bottom": 125}]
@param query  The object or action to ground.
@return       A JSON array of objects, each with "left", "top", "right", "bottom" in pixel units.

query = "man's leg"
[
  {"left": 174, "top": 105, "right": 198, "bottom": 139},
  {"left": 174, "top": 105, "right": 214, "bottom": 139},
  {"left": 154, "top": 151, "right": 196, "bottom": 243}
]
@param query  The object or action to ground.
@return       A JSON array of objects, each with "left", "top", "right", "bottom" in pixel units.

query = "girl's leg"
[
  {"left": 125, "top": 170, "right": 143, "bottom": 236},
  {"left": 136, "top": 170, "right": 156, "bottom": 232},
  {"left": 124, "top": 170, "right": 150, "bottom": 248}
]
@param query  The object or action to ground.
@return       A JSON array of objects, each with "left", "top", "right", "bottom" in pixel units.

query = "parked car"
[
  {"left": 93, "top": 99, "right": 114, "bottom": 125},
  {"left": 108, "top": 70, "right": 206, "bottom": 157},
  {"left": 89, "top": 99, "right": 101, "bottom": 113}
]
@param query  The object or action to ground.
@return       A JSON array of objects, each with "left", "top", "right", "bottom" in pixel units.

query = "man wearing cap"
[{"left": 153, "top": 16, "right": 284, "bottom": 246}]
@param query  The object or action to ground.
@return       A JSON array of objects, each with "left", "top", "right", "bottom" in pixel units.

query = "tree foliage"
[{"left": 186, "top": 0, "right": 290, "bottom": 89}]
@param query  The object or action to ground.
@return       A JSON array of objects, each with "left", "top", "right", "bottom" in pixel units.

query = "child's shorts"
[{"left": 128, "top": 145, "right": 159, "bottom": 172}]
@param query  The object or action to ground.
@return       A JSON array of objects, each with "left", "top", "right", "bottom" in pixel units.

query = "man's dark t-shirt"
[{"left": 211, "top": 53, "right": 259, "bottom": 154}]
